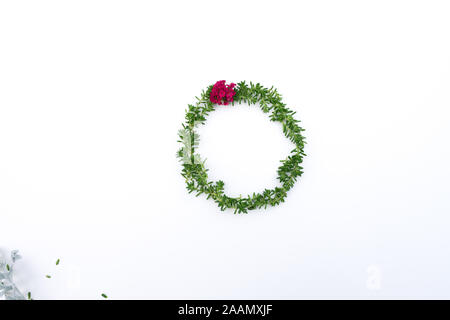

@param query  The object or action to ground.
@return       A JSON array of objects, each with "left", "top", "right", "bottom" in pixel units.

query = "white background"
[{"left": 1, "top": 0, "right": 450, "bottom": 299}]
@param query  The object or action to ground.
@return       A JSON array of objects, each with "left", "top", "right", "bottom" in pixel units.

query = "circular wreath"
[{"left": 177, "top": 80, "right": 306, "bottom": 213}]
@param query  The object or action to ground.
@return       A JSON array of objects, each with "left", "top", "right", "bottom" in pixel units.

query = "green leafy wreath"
[{"left": 177, "top": 81, "right": 306, "bottom": 213}]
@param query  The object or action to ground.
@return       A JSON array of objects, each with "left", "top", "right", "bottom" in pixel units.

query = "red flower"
[{"left": 210, "top": 80, "right": 236, "bottom": 105}]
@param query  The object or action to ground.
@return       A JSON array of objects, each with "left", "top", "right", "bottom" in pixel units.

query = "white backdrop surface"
[{"left": 1, "top": 0, "right": 450, "bottom": 299}]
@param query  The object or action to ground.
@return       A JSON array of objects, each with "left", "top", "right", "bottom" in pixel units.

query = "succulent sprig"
[{"left": 0, "top": 250, "right": 27, "bottom": 300}]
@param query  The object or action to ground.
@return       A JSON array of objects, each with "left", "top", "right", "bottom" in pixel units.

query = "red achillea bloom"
[{"left": 210, "top": 80, "right": 236, "bottom": 105}]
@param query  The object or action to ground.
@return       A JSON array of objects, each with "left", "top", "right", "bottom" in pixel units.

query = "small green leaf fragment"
[
  {"left": 56, "top": 259, "right": 60, "bottom": 265},
  {"left": 46, "top": 275, "right": 51, "bottom": 278},
  {"left": 101, "top": 293, "right": 108, "bottom": 299}
]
